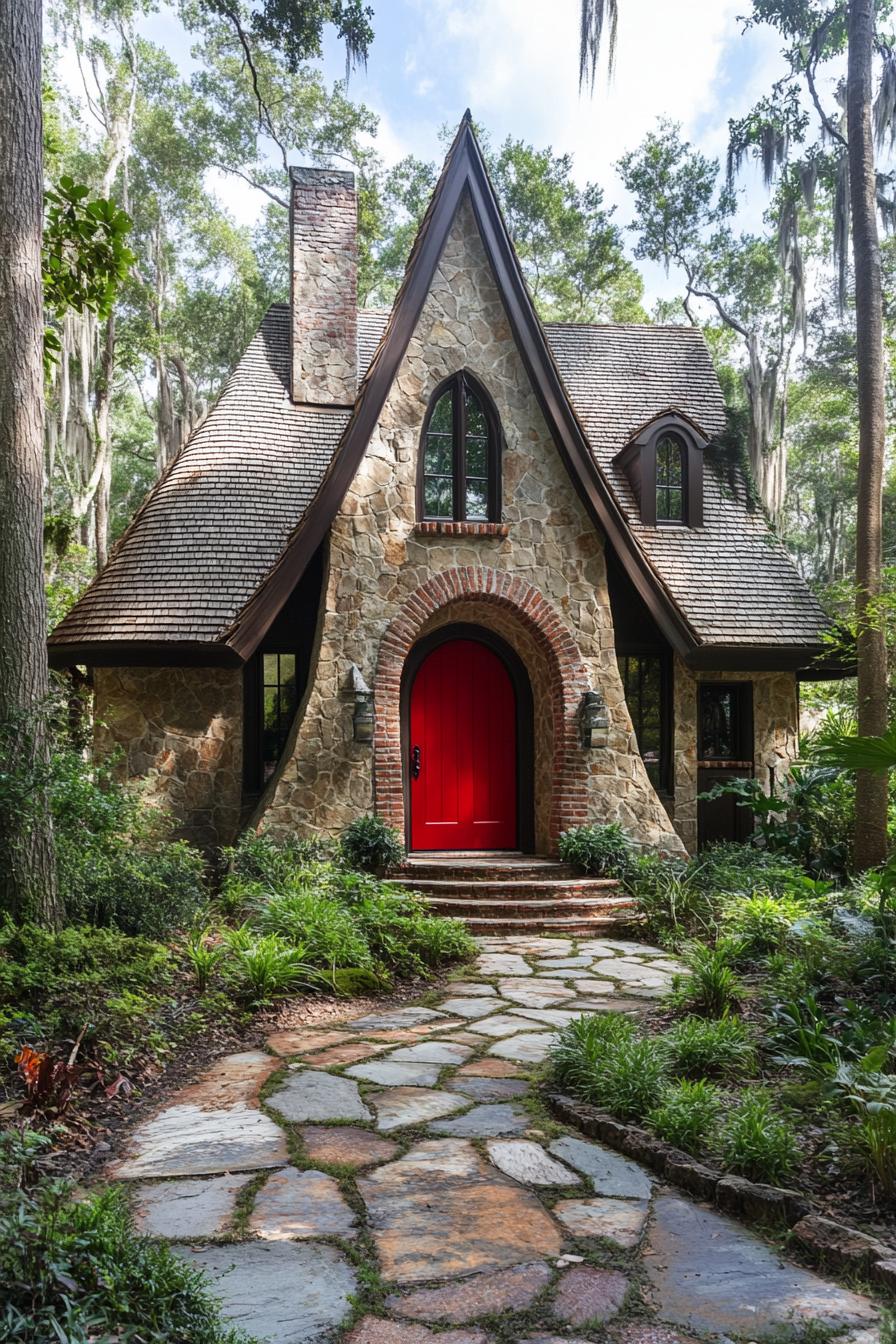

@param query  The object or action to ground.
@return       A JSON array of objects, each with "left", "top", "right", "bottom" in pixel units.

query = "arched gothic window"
[
  {"left": 419, "top": 372, "right": 501, "bottom": 522},
  {"left": 656, "top": 433, "right": 687, "bottom": 523}
]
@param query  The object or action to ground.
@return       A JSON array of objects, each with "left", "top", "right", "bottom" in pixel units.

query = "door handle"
[{"left": 411, "top": 745, "right": 422, "bottom": 779}]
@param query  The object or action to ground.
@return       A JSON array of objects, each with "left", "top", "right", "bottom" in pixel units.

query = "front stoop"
[{"left": 391, "top": 855, "right": 639, "bottom": 934}]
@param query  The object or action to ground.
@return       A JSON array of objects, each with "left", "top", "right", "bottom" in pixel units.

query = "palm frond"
[{"left": 814, "top": 724, "right": 896, "bottom": 773}]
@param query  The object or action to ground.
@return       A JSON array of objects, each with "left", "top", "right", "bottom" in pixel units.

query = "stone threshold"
[{"left": 547, "top": 1091, "right": 896, "bottom": 1298}]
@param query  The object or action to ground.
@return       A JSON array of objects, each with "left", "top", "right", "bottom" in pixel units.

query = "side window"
[
  {"left": 617, "top": 653, "right": 669, "bottom": 792},
  {"left": 420, "top": 372, "right": 501, "bottom": 522}
]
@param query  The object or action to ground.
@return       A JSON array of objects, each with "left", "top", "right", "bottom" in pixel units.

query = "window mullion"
[{"left": 455, "top": 373, "right": 466, "bottom": 521}]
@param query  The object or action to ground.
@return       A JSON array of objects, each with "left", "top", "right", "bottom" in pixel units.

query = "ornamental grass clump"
[
  {"left": 648, "top": 1079, "right": 723, "bottom": 1154},
  {"left": 670, "top": 939, "right": 744, "bottom": 1017},
  {"left": 663, "top": 1014, "right": 757, "bottom": 1080},
  {"left": 551, "top": 1013, "right": 667, "bottom": 1120},
  {"left": 723, "top": 890, "right": 809, "bottom": 958},
  {"left": 719, "top": 1089, "right": 798, "bottom": 1184}
]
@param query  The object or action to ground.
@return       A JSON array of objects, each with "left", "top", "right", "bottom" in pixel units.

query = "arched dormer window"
[
  {"left": 656, "top": 433, "right": 686, "bottom": 523},
  {"left": 613, "top": 410, "right": 706, "bottom": 529},
  {"left": 419, "top": 372, "right": 502, "bottom": 522}
]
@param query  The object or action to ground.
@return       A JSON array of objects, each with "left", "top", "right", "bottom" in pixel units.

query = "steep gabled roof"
[
  {"left": 223, "top": 113, "right": 698, "bottom": 661},
  {"left": 49, "top": 114, "right": 833, "bottom": 671}
]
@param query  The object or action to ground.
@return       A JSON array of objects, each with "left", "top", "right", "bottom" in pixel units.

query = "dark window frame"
[
  {"left": 417, "top": 370, "right": 503, "bottom": 523},
  {"left": 614, "top": 412, "right": 705, "bottom": 530},
  {"left": 243, "top": 651, "right": 300, "bottom": 794},
  {"left": 616, "top": 650, "right": 672, "bottom": 794},
  {"left": 655, "top": 432, "right": 687, "bottom": 525}
]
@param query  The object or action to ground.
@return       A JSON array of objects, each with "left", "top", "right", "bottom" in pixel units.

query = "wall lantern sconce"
[
  {"left": 349, "top": 664, "right": 375, "bottom": 743},
  {"left": 579, "top": 689, "right": 609, "bottom": 750}
]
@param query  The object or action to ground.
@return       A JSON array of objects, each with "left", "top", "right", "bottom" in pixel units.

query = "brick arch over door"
[{"left": 373, "top": 567, "right": 592, "bottom": 849}]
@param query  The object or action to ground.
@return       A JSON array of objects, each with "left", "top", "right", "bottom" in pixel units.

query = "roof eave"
[{"left": 47, "top": 639, "right": 244, "bottom": 670}]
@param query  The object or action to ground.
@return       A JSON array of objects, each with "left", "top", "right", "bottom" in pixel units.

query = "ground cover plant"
[
  {"left": 551, "top": 823, "right": 896, "bottom": 1236},
  {"left": 0, "top": 1128, "right": 247, "bottom": 1344}
]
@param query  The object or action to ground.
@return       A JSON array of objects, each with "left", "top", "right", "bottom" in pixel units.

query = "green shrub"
[
  {"left": 648, "top": 1079, "right": 722, "bottom": 1154},
  {"left": 227, "top": 934, "right": 318, "bottom": 1004},
  {"left": 558, "top": 823, "right": 635, "bottom": 879},
  {"left": 629, "top": 854, "right": 716, "bottom": 939},
  {"left": 0, "top": 1129, "right": 246, "bottom": 1344},
  {"left": 185, "top": 929, "right": 225, "bottom": 993},
  {"left": 340, "top": 815, "right": 405, "bottom": 874},
  {"left": 0, "top": 921, "right": 174, "bottom": 1067},
  {"left": 723, "top": 891, "right": 809, "bottom": 958},
  {"left": 48, "top": 748, "right": 207, "bottom": 936},
  {"left": 664, "top": 1015, "right": 757, "bottom": 1079},
  {"left": 670, "top": 940, "right": 744, "bottom": 1017},
  {"left": 222, "top": 829, "right": 338, "bottom": 887},
  {"left": 719, "top": 1090, "right": 799, "bottom": 1183},
  {"left": 551, "top": 1016, "right": 666, "bottom": 1120},
  {"left": 686, "top": 843, "right": 805, "bottom": 900},
  {"left": 551, "top": 1012, "right": 637, "bottom": 1096},
  {"left": 258, "top": 885, "right": 373, "bottom": 969}
]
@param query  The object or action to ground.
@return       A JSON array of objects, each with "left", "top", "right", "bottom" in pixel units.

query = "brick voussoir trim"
[{"left": 372, "top": 566, "right": 593, "bottom": 846}]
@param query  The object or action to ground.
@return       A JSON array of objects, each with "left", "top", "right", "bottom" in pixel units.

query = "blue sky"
[{"left": 57, "top": 0, "right": 831, "bottom": 306}]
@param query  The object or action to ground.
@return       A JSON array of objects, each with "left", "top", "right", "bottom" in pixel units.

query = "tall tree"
[
  {"left": 848, "top": 0, "right": 889, "bottom": 866},
  {"left": 0, "top": 0, "right": 60, "bottom": 925},
  {"left": 730, "top": 0, "right": 894, "bottom": 865}
]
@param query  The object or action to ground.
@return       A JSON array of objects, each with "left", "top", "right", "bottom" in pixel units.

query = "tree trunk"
[
  {"left": 0, "top": 0, "right": 61, "bottom": 926},
  {"left": 848, "top": 0, "right": 889, "bottom": 868}
]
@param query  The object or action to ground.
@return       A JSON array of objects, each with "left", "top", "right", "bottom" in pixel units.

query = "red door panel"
[{"left": 409, "top": 638, "right": 517, "bottom": 851}]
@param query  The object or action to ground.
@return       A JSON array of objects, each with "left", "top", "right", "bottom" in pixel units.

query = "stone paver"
[
  {"left": 435, "top": 996, "right": 500, "bottom": 1018},
  {"left": 553, "top": 1196, "right": 649, "bottom": 1248},
  {"left": 369, "top": 1085, "right": 467, "bottom": 1132},
  {"left": 250, "top": 1167, "right": 358, "bottom": 1240},
  {"left": 485, "top": 1140, "right": 581, "bottom": 1187},
  {"left": 549, "top": 1135, "right": 653, "bottom": 1198},
  {"left": 299, "top": 1125, "right": 399, "bottom": 1169},
  {"left": 645, "top": 1196, "right": 879, "bottom": 1336},
  {"left": 267, "top": 1070, "right": 371, "bottom": 1123},
  {"left": 348, "top": 1007, "right": 449, "bottom": 1030},
  {"left": 358, "top": 1138, "right": 562, "bottom": 1283},
  {"left": 445, "top": 1076, "right": 530, "bottom": 1102},
  {"left": 428, "top": 1102, "right": 529, "bottom": 1137},
  {"left": 388, "top": 1040, "right": 473, "bottom": 1064},
  {"left": 111, "top": 932, "right": 880, "bottom": 1344},
  {"left": 551, "top": 1265, "right": 629, "bottom": 1325},
  {"left": 348, "top": 1319, "right": 487, "bottom": 1344},
  {"left": 487, "top": 1031, "right": 557, "bottom": 1063},
  {"left": 468, "top": 1013, "right": 549, "bottom": 1037},
  {"left": 386, "top": 1260, "right": 552, "bottom": 1322},
  {"left": 346, "top": 1059, "right": 443, "bottom": 1087},
  {"left": 132, "top": 1172, "right": 253, "bottom": 1239},
  {"left": 174, "top": 1241, "right": 357, "bottom": 1344}
]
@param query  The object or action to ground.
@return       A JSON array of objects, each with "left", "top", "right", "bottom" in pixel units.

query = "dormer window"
[
  {"left": 419, "top": 372, "right": 502, "bottom": 522},
  {"left": 656, "top": 433, "right": 686, "bottom": 524},
  {"left": 614, "top": 410, "right": 706, "bottom": 530}
]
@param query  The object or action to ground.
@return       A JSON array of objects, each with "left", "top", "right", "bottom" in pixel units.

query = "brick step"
[
  {"left": 424, "top": 897, "right": 634, "bottom": 922},
  {"left": 444, "top": 913, "right": 642, "bottom": 934},
  {"left": 396, "top": 861, "right": 580, "bottom": 882},
  {"left": 393, "top": 877, "right": 620, "bottom": 901}
]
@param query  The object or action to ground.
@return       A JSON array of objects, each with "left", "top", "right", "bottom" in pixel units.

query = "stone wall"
[
  {"left": 290, "top": 167, "right": 358, "bottom": 406},
  {"left": 672, "top": 660, "right": 799, "bottom": 852},
  {"left": 263, "top": 193, "right": 683, "bottom": 856},
  {"left": 93, "top": 665, "right": 244, "bottom": 852}
]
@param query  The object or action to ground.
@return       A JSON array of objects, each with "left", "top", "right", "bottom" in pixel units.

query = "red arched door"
[{"left": 409, "top": 638, "right": 517, "bottom": 851}]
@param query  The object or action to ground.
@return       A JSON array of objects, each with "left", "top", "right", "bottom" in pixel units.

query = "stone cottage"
[{"left": 49, "top": 115, "right": 839, "bottom": 899}]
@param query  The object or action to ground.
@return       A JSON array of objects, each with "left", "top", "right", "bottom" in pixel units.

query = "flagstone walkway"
[{"left": 108, "top": 934, "right": 882, "bottom": 1344}]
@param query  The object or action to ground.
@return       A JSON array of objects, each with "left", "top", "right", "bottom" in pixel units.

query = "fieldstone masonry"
[
  {"left": 290, "top": 166, "right": 358, "bottom": 406},
  {"left": 672, "top": 662, "right": 799, "bottom": 852},
  {"left": 264, "top": 193, "right": 683, "bottom": 855},
  {"left": 93, "top": 665, "right": 243, "bottom": 851}
]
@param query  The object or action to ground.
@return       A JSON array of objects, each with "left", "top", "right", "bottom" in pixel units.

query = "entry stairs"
[{"left": 390, "top": 852, "right": 639, "bottom": 936}]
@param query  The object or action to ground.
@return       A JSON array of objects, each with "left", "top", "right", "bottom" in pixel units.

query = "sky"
[{"left": 54, "top": 0, "right": 835, "bottom": 307}]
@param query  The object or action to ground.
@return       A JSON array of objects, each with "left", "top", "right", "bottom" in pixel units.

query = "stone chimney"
[{"left": 290, "top": 166, "right": 358, "bottom": 406}]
